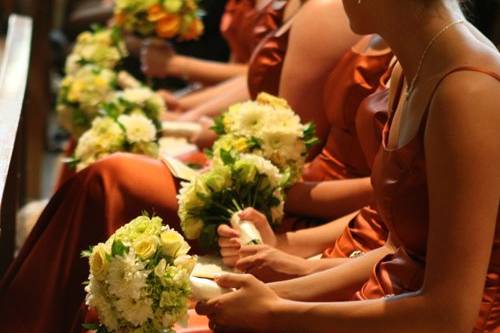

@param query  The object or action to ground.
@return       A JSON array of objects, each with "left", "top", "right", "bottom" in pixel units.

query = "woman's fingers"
[
  {"left": 220, "top": 247, "right": 240, "bottom": 257},
  {"left": 217, "top": 224, "right": 239, "bottom": 238},
  {"left": 218, "top": 237, "right": 240, "bottom": 249},
  {"left": 214, "top": 273, "right": 254, "bottom": 289},
  {"left": 235, "top": 254, "right": 260, "bottom": 272}
]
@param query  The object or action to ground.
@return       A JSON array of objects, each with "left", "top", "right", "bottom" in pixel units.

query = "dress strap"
[{"left": 419, "top": 66, "right": 500, "bottom": 131}]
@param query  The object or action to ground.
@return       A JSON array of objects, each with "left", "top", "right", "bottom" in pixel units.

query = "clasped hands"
[{"left": 195, "top": 208, "right": 298, "bottom": 332}]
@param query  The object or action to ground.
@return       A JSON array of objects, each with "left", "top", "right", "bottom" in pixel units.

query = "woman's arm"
[
  {"left": 279, "top": 0, "right": 361, "bottom": 146},
  {"left": 165, "top": 55, "right": 248, "bottom": 85},
  {"left": 276, "top": 211, "right": 357, "bottom": 256},
  {"left": 285, "top": 178, "right": 373, "bottom": 220},
  {"left": 141, "top": 41, "right": 247, "bottom": 84},
  {"left": 174, "top": 74, "right": 248, "bottom": 111},
  {"left": 269, "top": 240, "right": 395, "bottom": 301},
  {"left": 177, "top": 75, "right": 249, "bottom": 121}
]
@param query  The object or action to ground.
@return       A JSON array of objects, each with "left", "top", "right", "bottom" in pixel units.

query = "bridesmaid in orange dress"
[
  {"left": 219, "top": 36, "right": 394, "bottom": 276},
  {"left": 196, "top": 0, "right": 500, "bottom": 331}
]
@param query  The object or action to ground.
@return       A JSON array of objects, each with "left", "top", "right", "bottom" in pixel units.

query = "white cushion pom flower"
[{"left": 118, "top": 113, "right": 157, "bottom": 143}]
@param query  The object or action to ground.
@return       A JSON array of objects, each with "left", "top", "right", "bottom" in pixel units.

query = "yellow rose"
[
  {"left": 133, "top": 235, "right": 158, "bottom": 259},
  {"left": 256, "top": 92, "right": 289, "bottom": 109},
  {"left": 89, "top": 243, "right": 109, "bottom": 280},
  {"left": 160, "top": 230, "right": 190, "bottom": 257},
  {"left": 67, "top": 81, "right": 84, "bottom": 102},
  {"left": 182, "top": 218, "right": 204, "bottom": 240}
]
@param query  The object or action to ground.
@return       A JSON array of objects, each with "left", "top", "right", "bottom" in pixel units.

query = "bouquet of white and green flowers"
[
  {"left": 72, "top": 113, "right": 160, "bottom": 171},
  {"left": 83, "top": 215, "right": 196, "bottom": 333},
  {"left": 65, "top": 27, "right": 128, "bottom": 74},
  {"left": 177, "top": 153, "right": 285, "bottom": 250},
  {"left": 57, "top": 65, "right": 118, "bottom": 138},
  {"left": 105, "top": 87, "right": 167, "bottom": 130},
  {"left": 114, "top": 0, "right": 204, "bottom": 40},
  {"left": 211, "top": 93, "right": 319, "bottom": 185}
]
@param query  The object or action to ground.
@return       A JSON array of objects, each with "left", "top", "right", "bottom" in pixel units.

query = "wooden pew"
[{"left": 0, "top": 14, "right": 33, "bottom": 274}]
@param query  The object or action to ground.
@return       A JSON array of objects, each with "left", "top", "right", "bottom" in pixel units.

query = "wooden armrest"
[{"left": 0, "top": 15, "right": 32, "bottom": 274}]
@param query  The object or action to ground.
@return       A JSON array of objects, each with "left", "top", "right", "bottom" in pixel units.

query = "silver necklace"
[{"left": 406, "top": 19, "right": 465, "bottom": 98}]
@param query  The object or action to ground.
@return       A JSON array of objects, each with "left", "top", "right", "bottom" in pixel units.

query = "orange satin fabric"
[
  {"left": 220, "top": 0, "right": 259, "bottom": 63},
  {"left": 321, "top": 87, "right": 390, "bottom": 259},
  {"left": 247, "top": 1, "right": 288, "bottom": 99},
  {"left": 302, "top": 47, "right": 393, "bottom": 182},
  {"left": 0, "top": 153, "right": 198, "bottom": 333},
  {"left": 358, "top": 67, "right": 500, "bottom": 332},
  {"left": 299, "top": 46, "right": 393, "bottom": 259}
]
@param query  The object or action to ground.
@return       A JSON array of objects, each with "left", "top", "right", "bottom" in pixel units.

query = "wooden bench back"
[{"left": 0, "top": 14, "right": 33, "bottom": 274}]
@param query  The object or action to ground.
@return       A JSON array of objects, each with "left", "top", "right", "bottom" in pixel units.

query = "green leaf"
[
  {"left": 204, "top": 147, "right": 214, "bottom": 159},
  {"left": 211, "top": 115, "right": 226, "bottom": 135},
  {"left": 303, "top": 122, "right": 320, "bottom": 149},
  {"left": 90, "top": 24, "right": 104, "bottom": 33},
  {"left": 63, "top": 156, "right": 80, "bottom": 170},
  {"left": 219, "top": 149, "right": 235, "bottom": 166},
  {"left": 247, "top": 136, "right": 262, "bottom": 150},
  {"left": 110, "top": 26, "right": 122, "bottom": 45},
  {"left": 111, "top": 239, "right": 129, "bottom": 257},
  {"left": 81, "top": 245, "right": 94, "bottom": 258},
  {"left": 82, "top": 323, "right": 100, "bottom": 330},
  {"left": 199, "top": 224, "right": 219, "bottom": 251}
]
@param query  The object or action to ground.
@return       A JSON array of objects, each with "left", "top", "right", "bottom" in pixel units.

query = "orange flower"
[
  {"left": 155, "top": 14, "right": 181, "bottom": 38},
  {"left": 185, "top": 0, "right": 198, "bottom": 12},
  {"left": 182, "top": 18, "right": 204, "bottom": 40},
  {"left": 114, "top": 12, "right": 126, "bottom": 26},
  {"left": 148, "top": 4, "right": 168, "bottom": 22}
]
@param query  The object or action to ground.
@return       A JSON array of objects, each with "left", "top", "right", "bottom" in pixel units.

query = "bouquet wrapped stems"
[{"left": 230, "top": 212, "right": 263, "bottom": 245}]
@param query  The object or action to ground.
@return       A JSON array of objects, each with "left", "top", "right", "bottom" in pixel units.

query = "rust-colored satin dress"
[
  {"left": 220, "top": 0, "right": 260, "bottom": 63},
  {"left": 322, "top": 88, "right": 390, "bottom": 258},
  {"left": 247, "top": 1, "right": 289, "bottom": 99},
  {"left": 355, "top": 67, "right": 500, "bottom": 332},
  {"left": 299, "top": 42, "right": 393, "bottom": 259},
  {"left": 302, "top": 44, "right": 393, "bottom": 182}
]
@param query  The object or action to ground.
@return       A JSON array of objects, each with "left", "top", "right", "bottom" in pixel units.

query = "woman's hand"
[
  {"left": 140, "top": 38, "right": 175, "bottom": 78},
  {"left": 123, "top": 33, "right": 143, "bottom": 57},
  {"left": 236, "top": 245, "right": 310, "bottom": 282},
  {"left": 156, "top": 89, "right": 180, "bottom": 111},
  {"left": 238, "top": 208, "right": 277, "bottom": 246},
  {"left": 196, "top": 274, "right": 282, "bottom": 332},
  {"left": 160, "top": 111, "right": 182, "bottom": 121},
  {"left": 218, "top": 224, "right": 241, "bottom": 268},
  {"left": 217, "top": 208, "right": 278, "bottom": 268},
  {"left": 190, "top": 117, "right": 216, "bottom": 149}
]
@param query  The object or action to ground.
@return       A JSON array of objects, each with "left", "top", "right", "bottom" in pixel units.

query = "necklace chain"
[{"left": 406, "top": 19, "right": 465, "bottom": 97}]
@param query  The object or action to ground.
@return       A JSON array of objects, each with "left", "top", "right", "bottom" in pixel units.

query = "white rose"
[{"left": 174, "top": 255, "right": 196, "bottom": 274}]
